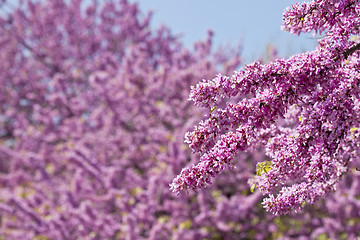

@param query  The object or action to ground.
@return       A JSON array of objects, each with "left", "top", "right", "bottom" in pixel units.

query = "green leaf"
[
  {"left": 250, "top": 184, "right": 256, "bottom": 193},
  {"left": 350, "top": 127, "right": 359, "bottom": 132},
  {"left": 256, "top": 168, "right": 262, "bottom": 176},
  {"left": 209, "top": 106, "right": 217, "bottom": 113},
  {"left": 264, "top": 161, "right": 272, "bottom": 167},
  {"left": 256, "top": 161, "right": 272, "bottom": 176},
  {"left": 179, "top": 220, "right": 192, "bottom": 229}
]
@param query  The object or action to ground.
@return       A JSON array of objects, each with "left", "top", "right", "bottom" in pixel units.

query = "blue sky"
[{"left": 131, "top": 1, "right": 318, "bottom": 63}]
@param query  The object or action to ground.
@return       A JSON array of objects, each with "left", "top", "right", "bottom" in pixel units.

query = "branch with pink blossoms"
[{"left": 171, "top": 0, "right": 360, "bottom": 215}]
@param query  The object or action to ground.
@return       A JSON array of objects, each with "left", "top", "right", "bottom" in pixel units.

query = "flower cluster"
[{"left": 172, "top": 0, "right": 360, "bottom": 216}]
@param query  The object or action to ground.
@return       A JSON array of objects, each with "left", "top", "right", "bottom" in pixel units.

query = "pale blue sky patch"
[{"left": 131, "top": 1, "right": 318, "bottom": 62}]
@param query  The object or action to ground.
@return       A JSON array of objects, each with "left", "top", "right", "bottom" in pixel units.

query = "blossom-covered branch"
[{"left": 172, "top": 0, "right": 360, "bottom": 215}]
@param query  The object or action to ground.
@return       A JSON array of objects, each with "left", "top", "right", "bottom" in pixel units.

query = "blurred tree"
[{"left": 0, "top": 0, "right": 359, "bottom": 239}]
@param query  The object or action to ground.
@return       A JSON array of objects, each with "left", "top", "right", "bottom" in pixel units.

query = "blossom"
[{"left": 174, "top": 0, "right": 360, "bottom": 217}]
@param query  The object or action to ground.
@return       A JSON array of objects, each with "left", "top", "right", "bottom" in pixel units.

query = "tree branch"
[{"left": 344, "top": 42, "right": 360, "bottom": 59}]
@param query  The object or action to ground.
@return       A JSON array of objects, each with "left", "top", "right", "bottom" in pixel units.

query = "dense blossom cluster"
[
  {"left": 0, "top": 0, "right": 360, "bottom": 239},
  {"left": 171, "top": 0, "right": 360, "bottom": 216}
]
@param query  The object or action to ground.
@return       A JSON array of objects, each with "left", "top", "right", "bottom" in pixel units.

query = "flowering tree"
[
  {"left": 0, "top": 0, "right": 360, "bottom": 239},
  {"left": 171, "top": 0, "right": 360, "bottom": 216}
]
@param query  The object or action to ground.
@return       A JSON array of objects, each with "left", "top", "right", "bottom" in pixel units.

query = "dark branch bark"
[{"left": 344, "top": 42, "right": 360, "bottom": 59}]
